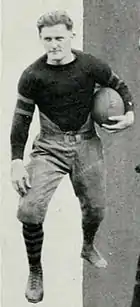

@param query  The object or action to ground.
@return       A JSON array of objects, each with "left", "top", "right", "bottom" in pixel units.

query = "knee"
[
  {"left": 17, "top": 197, "right": 44, "bottom": 224},
  {"left": 17, "top": 204, "right": 37, "bottom": 224}
]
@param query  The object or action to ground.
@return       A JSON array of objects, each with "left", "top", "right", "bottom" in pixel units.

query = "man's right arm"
[
  {"left": 10, "top": 70, "right": 36, "bottom": 160},
  {"left": 10, "top": 70, "right": 36, "bottom": 195}
]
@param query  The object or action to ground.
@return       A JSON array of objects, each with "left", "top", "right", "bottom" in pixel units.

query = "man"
[{"left": 10, "top": 10, "right": 134, "bottom": 303}]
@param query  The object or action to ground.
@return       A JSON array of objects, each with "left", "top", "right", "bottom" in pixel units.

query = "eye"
[
  {"left": 44, "top": 37, "right": 52, "bottom": 42},
  {"left": 56, "top": 37, "right": 64, "bottom": 41}
]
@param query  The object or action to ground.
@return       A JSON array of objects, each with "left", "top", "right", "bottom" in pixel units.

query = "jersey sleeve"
[
  {"left": 10, "top": 70, "right": 36, "bottom": 160},
  {"left": 90, "top": 56, "right": 134, "bottom": 113}
]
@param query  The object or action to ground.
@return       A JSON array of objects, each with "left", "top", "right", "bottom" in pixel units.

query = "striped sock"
[{"left": 22, "top": 223, "right": 44, "bottom": 266}]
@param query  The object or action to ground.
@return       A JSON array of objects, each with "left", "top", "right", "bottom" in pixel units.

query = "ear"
[{"left": 71, "top": 32, "right": 76, "bottom": 39}]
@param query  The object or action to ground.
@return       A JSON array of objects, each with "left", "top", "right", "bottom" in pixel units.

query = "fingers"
[
  {"left": 101, "top": 126, "right": 117, "bottom": 133},
  {"left": 108, "top": 115, "right": 125, "bottom": 121},
  {"left": 12, "top": 174, "right": 31, "bottom": 196},
  {"left": 102, "top": 123, "right": 122, "bottom": 131},
  {"left": 12, "top": 181, "right": 25, "bottom": 197},
  {"left": 25, "top": 175, "right": 31, "bottom": 189},
  {"left": 19, "top": 177, "right": 28, "bottom": 195},
  {"left": 102, "top": 121, "right": 127, "bottom": 131},
  {"left": 12, "top": 182, "right": 19, "bottom": 194},
  {"left": 11, "top": 160, "right": 32, "bottom": 196},
  {"left": 102, "top": 115, "right": 126, "bottom": 131}
]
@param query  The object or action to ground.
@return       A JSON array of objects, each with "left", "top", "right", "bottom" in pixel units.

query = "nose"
[{"left": 51, "top": 39, "right": 58, "bottom": 49}]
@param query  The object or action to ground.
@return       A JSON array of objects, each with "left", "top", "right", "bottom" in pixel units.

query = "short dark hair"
[{"left": 37, "top": 10, "right": 74, "bottom": 34}]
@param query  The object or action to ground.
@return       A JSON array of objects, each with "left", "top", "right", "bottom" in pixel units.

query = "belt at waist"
[{"left": 39, "top": 130, "right": 96, "bottom": 143}]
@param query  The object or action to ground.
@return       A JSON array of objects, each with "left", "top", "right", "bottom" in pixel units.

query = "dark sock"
[
  {"left": 82, "top": 217, "right": 100, "bottom": 245},
  {"left": 82, "top": 207, "right": 104, "bottom": 246},
  {"left": 22, "top": 223, "right": 44, "bottom": 266},
  {"left": 82, "top": 220, "right": 100, "bottom": 246}
]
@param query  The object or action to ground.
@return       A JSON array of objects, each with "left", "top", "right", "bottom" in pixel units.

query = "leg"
[
  {"left": 17, "top": 155, "right": 66, "bottom": 302},
  {"left": 130, "top": 254, "right": 140, "bottom": 307},
  {"left": 81, "top": 213, "right": 107, "bottom": 268},
  {"left": 71, "top": 136, "right": 107, "bottom": 268},
  {"left": 23, "top": 223, "right": 44, "bottom": 303},
  {"left": 17, "top": 155, "right": 66, "bottom": 224}
]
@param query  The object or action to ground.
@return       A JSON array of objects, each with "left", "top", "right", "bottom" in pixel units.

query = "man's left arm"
[
  {"left": 92, "top": 57, "right": 135, "bottom": 131},
  {"left": 103, "top": 70, "right": 134, "bottom": 131}
]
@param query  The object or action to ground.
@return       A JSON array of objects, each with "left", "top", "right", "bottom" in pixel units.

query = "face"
[{"left": 40, "top": 24, "right": 74, "bottom": 64}]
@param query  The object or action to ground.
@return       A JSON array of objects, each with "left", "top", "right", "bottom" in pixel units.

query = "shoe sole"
[
  {"left": 81, "top": 245, "right": 108, "bottom": 268},
  {"left": 25, "top": 292, "right": 44, "bottom": 304}
]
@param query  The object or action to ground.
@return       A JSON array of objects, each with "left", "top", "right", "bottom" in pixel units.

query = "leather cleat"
[{"left": 25, "top": 263, "right": 44, "bottom": 303}]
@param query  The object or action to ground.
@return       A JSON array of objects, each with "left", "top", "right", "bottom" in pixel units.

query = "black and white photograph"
[{"left": 1, "top": 1, "right": 140, "bottom": 306}]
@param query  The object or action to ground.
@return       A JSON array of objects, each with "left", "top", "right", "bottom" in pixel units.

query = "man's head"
[{"left": 37, "top": 10, "right": 75, "bottom": 64}]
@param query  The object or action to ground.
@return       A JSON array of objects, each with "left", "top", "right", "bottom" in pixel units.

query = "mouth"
[{"left": 50, "top": 50, "right": 61, "bottom": 54}]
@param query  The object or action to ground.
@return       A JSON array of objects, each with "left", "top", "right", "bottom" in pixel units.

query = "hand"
[
  {"left": 102, "top": 111, "right": 134, "bottom": 133},
  {"left": 135, "top": 164, "right": 140, "bottom": 173},
  {"left": 11, "top": 159, "right": 31, "bottom": 196}
]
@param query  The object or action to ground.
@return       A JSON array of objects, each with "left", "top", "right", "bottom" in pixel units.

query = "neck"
[{"left": 47, "top": 51, "right": 75, "bottom": 65}]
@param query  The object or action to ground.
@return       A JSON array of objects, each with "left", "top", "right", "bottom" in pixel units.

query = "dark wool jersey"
[{"left": 10, "top": 49, "right": 134, "bottom": 160}]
